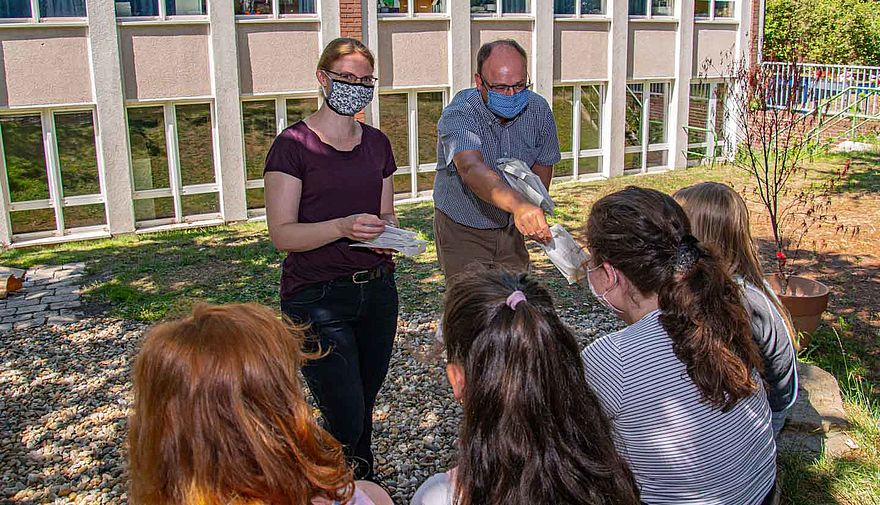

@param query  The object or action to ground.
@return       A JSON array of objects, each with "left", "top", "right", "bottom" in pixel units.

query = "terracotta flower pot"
[{"left": 765, "top": 273, "right": 830, "bottom": 348}]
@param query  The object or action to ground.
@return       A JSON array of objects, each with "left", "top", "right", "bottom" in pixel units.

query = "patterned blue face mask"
[{"left": 486, "top": 89, "right": 531, "bottom": 119}]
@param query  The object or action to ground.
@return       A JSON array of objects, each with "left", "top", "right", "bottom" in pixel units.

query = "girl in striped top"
[
  {"left": 674, "top": 182, "right": 799, "bottom": 435},
  {"left": 581, "top": 187, "right": 778, "bottom": 505}
]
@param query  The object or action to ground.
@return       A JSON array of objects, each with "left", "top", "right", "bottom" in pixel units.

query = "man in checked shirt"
[{"left": 432, "top": 39, "right": 561, "bottom": 280}]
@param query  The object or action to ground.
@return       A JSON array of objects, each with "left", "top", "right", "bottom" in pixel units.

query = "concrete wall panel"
[
  {"left": 378, "top": 21, "right": 449, "bottom": 87},
  {"left": 0, "top": 27, "right": 92, "bottom": 107},
  {"left": 554, "top": 22, "right": 609, "bottom": 81},
  {"left": 627, "top": 23, "right": 676, "bottom": 79},
  {"left": 470, "top": 20, "right": 533, "bottom": 79},
  {"left": 693, "top": 24, "right": 737, "bottom": 77},
  {"left": 237, "top": 23, "right": 321, "bottom": 95},
  {"left": 120, "top": 25, "right": 212, "bottom": 100}
]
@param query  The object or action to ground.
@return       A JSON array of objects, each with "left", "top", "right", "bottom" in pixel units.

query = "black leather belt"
[{"left": 339, "top": 265, "right": 388, "bottom": 285}]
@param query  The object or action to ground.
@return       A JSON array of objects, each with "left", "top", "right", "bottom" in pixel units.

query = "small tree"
[{"left": 701, "top": 54, "right": 857, "bottom": 292}]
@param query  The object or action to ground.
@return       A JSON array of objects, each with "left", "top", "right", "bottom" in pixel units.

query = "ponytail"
[
  {"left": 657, "top": 239, "right": 763, "bottom": 411},
  {"left": 586, "top": 186, "right": 764, "bottom": 412},
  {"left": 443, "top": 269, "right": 640, "bottom": 505}
]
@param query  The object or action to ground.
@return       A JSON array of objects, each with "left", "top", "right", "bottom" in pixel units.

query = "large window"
[
  {"left": 378, "top": 0, "right": 446, "bottom": 15},
  {"left": 379, "top": 90, "right": 446, "bottom": 200},
  {"left": 695, "top": 0, "right": 734, "bottom": 18},
  {"left": 0, "top": 110, "right": 106, "bottom": 241},
  {"left": 471, "top": 0, "right": 529, "bottom": 16},
  {"left": 115, "top": 0, "right": 207, "bottom": 17},
  {"left": 235, "top": 0, "right": 317, "bottom": 16},
  {"left": 1, "top": 0, "right": 86, "bottom": 19},
  {"left": 624, "top": 82, "right": 669, "bottom": 173},
  {"left": 629, "top": 0, "right": 673, "bottom": 16},
  {"left": 127, "top": 103, "right": 220, "bottom": 227},
  {"left": 241, "top": 97, "right": 319, "bottom": 215},
  {"left": 554, "top": 0, "right": 603, "bottom": 15},
  {"left": 687, "top": 82, "right": 728, "bottom": 164},
  {"left": 552, "top": 84, "right": 603, "bottom": 179}
]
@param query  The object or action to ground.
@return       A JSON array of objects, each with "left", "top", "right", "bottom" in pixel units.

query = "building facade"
[{"left": 0, "top": 0, "right": 749, "bottom": 247}]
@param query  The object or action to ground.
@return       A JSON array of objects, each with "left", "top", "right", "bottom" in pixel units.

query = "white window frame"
[
  {"left": 377, "top": 0, "right": 448, "bottom": 18},
  {"left": 0, "top": 0, "right": 88, "bottom": 24},
  {"left": 0, "top": 107, "right": 109, "bottom": 244},
  {"left": 554, "top": 82, "right": 605, "bottom": 181},
  {"left": 624, "top": 81, "right": 670, "bottom": 174},
  {"left": 116, "top": 0, "right": 211, "bottom": 21},
  {"left": 377, "top": 87, "right": 448, "bottom": 203},
  {"left": 471, "top": 0, "right": 533, "bottom": 18},
  {"left": 234, "top": 0, "right": 320, "bottom": 20},
  {"left": 553, "top": 0, "right": 606, "bottom": 17},
  {"left": 695, "top": 0, "right": 735, "bottom": 20},
  {"left": 240, "top": 94, "right": 321, "bottom": 219},
  {"left": 686, "top": 81, "right": 729, "bottom": 165},
  {"left": 127, "top": 101, "right": 222, "bottom": 229},
  {"left": 629, "top": 0, "right": 675, "bottom": 18}
]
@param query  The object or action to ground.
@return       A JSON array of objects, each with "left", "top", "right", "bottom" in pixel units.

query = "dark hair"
[
  {"left": 585, "top": 186, "right": 764, "bottom": 412},
  {"left": 476, "top": 39, "right": 528, "bottom": 75},
  {"left": 443, "top": 269, "right": 641, "bottom": 505}
]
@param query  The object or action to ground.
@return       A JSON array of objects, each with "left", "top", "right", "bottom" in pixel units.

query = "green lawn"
[{"left": 0, "top": 159, "right": 877, "bottom": 504}]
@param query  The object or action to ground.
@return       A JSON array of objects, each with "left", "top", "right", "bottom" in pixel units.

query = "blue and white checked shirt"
[{"left": 433, "top": 88, "right": 561, "bottom": 229}]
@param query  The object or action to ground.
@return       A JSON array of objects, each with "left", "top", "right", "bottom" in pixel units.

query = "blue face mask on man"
[{"left": 485, "top": 88, "right": 531, "bottom": 119}]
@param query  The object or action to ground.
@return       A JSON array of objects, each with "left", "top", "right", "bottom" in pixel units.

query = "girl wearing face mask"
[
  {"left": 581, "top": 186, "right": 779, "bottom": 505},
  {"left": 263, "top": 38, "right": 398, "bottom": 481}
]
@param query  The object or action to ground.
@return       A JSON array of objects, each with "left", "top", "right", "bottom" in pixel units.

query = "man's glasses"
[
  {"left": 323, "top": 69, "right": 378, "bottom": 86},
  {"left": 479, "top": 75, "right": 532, "bottom": 94}
]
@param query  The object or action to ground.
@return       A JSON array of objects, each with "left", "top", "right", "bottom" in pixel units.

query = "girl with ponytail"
[
  {"left": 674, "top": 182, "right": 798, "bottom": 435},
  {"left": 412, "top": 269, "right": 640, "bottom": 505},
  {"left": 582, "top": 187, "right": 778, "bottom": 505}
]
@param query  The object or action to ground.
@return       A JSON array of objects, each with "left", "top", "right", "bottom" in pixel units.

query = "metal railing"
[{"left": 762, "top": 62, "right": 880, "bottom": 117}]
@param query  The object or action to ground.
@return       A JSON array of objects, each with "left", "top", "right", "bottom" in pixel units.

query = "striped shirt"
[
  {"left": 433, "top": 88, "right": 561, "bottom": 229},
  {"left": 582, "top": 310, "right": 776, "bottom": 505}
]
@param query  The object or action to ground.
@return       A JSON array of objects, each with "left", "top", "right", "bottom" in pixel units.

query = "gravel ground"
[{"left": 1, "top": 302, "right": 619, "bottom": 504}]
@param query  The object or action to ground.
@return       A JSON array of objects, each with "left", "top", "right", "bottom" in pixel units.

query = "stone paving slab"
[
  {"left": 777, "top": 362, "right": 857, "bottom": 459},
  {"left": 0, "top": 263, "right": 86, "bottom": 331}
]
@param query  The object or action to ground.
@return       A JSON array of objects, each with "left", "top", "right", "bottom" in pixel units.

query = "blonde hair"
[
  {"left": 673, "top": 182, "right": 799, "bottom": 351},
  {"left": 129, "top": 303, "right": 354, "bottom": 505},
  {"left": 317, "top": 37, "right": 375, "bottom": 71}
]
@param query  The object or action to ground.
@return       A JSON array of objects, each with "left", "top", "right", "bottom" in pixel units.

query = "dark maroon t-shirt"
[{"left": 264, "top": 121, "right": 397, "bottom": 300}]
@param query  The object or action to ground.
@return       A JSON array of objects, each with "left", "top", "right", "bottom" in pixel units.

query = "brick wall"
[
  {"left": 340, "top": 0, "right": 363, "bottom": 40},
  {"left": 749, "top": 0, "right": 761, "bottom": 66}
]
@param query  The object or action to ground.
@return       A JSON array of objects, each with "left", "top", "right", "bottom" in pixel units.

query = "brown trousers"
[{"left": 433, "top": 209, "right": 530, "bottom": 282}]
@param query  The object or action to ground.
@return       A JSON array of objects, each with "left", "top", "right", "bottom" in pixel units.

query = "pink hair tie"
[{"left": 506, "top": 290, "right": 527, "bottom": 310}]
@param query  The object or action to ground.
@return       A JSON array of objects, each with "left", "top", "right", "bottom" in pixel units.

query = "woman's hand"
[{"left": 337, "top": 213, "right": 387, "bottom": 241}]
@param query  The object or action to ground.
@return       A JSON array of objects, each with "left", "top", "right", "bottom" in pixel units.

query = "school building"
[{"left": 0, "top": 0, "right": 757, "bottom": 247}]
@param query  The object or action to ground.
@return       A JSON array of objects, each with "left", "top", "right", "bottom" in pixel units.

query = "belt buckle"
[{"left": 352, "top": 270, "right": 371, "bottom": 284}]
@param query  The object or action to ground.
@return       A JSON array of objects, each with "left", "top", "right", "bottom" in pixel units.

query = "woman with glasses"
[{"left": 263, "top": 37, "right": 398, "bottom": 481}]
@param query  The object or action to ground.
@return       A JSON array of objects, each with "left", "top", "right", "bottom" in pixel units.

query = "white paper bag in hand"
[
  {"left": 497, "top": 158, "right": 555, "bottom": 214},
  {"left": 541, "top": 224, "right": 590, "bottom": 284},
  {"left": 350, "top": 224, "right": 428, "bottom": 257}
]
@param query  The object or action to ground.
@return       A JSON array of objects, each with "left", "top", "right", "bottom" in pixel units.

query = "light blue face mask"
[{"left": 486, "top": 88, "right": 531, "bottom": 119}]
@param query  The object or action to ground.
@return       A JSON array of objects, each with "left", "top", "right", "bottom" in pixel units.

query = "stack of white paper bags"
[
  {"left": 351, "top": 225, "right": 428, "bottom": 257},
  {"left": 498, "top": 158, "right": 589, "bottom": 285}
]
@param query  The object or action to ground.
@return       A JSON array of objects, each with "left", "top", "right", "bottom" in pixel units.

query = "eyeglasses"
[
  {"left": 323, "top": 69, "right": 378, "bottom": 86},
  {"left": 479, "top": 75, "right": 532, "bottom": 94}
]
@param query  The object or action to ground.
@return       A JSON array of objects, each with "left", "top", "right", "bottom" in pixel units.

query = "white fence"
[{"left": 762, "top": 62, "right": 880, "bottom": 118}]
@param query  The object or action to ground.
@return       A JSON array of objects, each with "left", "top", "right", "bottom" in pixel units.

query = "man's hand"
[{"left": 512, "top": 202, "right": 552, "bottom": 244}]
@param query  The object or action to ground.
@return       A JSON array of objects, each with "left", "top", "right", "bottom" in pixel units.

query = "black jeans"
[{"left": 281, "top": 270, "right": 398, "bottom": 480}]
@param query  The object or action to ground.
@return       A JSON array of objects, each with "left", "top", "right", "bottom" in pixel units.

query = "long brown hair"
[
  {"left": 129, "top": 303, "right": 353, "bottom": 505},
  {"left": 443, "top": 269, "right": 641, "bottom": 505},
  {"left": 673, "top": 182, "right": 799, "bottom": 350},
  {"left": 585, "top": 187, "right": 764, "bottom": 411}
]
